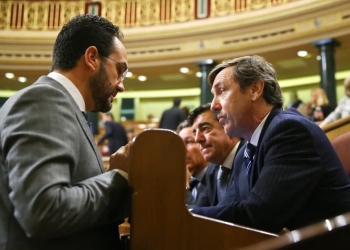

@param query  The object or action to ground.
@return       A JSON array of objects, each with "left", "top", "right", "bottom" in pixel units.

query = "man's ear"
[
  {"left": 84, "top": 46, "right": 99, "bottom": 72},
  {"left": 251, "top": 80, "right": 264, "bottom": 101}
]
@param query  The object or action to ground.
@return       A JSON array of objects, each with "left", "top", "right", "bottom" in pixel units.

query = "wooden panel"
[
  {"left": 323, "top": 116, "right": 350, "bottom": 141},
  {"left": 128, "top": 129, "right": 277, "bottom": 249}
]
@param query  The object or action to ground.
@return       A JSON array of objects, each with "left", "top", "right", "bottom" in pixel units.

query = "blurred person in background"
[
  {"left": 319, "top": 74, "right": 350, "bottom": 128},
  {"left": 159, "top": 97, "right": 186, "bottom": 130},
  {"left": 98, "top": 112, "right": 128, "bottom": 155},
  {"left": 309, "top": 87, "right": 332, "bottom": 123}
]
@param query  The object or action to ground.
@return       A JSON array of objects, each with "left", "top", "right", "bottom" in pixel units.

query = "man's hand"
[{"left": 107, "top": 142, "right": 132, "bottom": 173}]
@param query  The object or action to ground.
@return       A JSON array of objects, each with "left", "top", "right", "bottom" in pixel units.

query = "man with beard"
[{"left": 0, "top": 15, "right": 131, "bottom": 250}]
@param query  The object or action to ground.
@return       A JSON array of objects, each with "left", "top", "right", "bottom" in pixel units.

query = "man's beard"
[{"left": 89, "top": 64, "right": 115, "bottom": 112}]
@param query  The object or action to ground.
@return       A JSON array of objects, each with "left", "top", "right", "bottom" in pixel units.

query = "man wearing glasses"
[{"left": 0, "top": 14, "right": 131, "bottom": 250}]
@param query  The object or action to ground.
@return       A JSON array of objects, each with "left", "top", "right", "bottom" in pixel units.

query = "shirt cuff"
[{"left": 115, "top": 169, "right": 128, "bottom": 180}]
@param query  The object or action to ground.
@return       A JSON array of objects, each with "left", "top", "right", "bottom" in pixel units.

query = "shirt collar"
[
  {"left": 222, "top": 139, "right": 241, "bottom": 169},
  {"left": 47, "top": 72, "right": 86, "bottom": 112},
  {"left": 249, "top": 111, "right": 271, "bottom": 147},
  {"left": 193, "top": 166, "right": 208, "bottom": 182}
]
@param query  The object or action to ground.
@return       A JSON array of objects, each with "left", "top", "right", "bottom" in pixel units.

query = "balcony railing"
[{"left": 0, "top": 0, "right": 295, "bottom": 30}]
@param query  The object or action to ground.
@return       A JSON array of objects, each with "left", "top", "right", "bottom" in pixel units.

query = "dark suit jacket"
[
  {"left": 195, "top": 140, "right": 245, "bottom": 207},
  {"left": 0, "top": 76, "right": 131, "bottom": 250},
  {"left": 158, "top": 106, "right": 186, "bottom": 130},
  {"left": 98, "top": 121, "right": 128, "bottom": 155},
  {"left": 186, "top": 172, "right": 207, "bottom": 205},
  {"left": 192, "top": 108, "right": 350, "bottom": 233}
]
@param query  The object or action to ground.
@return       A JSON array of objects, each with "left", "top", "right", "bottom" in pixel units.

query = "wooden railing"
[
  {"left": 242, "top": 211, "right": 350, "bottom": 249},
  {"left": 322, "top": 116, "right": 350, "bottom": 141}
]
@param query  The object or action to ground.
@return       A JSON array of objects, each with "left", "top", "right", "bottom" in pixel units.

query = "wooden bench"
[
  {"left": 126, "top": 129, "right": 277, "bottom": 249},
  {"left": 322, "top": 116, "right": 350, "bottom": 141},
  {"left": 242, "top": 211, "right": 350, "bottom": 249}
]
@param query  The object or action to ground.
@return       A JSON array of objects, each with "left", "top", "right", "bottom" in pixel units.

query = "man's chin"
[{"left": 96, "top": 103, "right": 112, "bottom": 113}]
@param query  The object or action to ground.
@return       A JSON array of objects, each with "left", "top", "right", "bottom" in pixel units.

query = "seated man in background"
[
  {"left": 191, "top": 55, "right": 350, "bottom": 234},
  {"left": 188, "top": 103, "right": 244, "bottom": 207},
  {"left": 319, "top": 74, "right": 350, "bottom": 128},
  {"left": 177, "top": 120, "right": 209, "bottom": 205}
]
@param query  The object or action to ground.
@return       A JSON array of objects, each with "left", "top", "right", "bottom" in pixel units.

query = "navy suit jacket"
[
  {"left": 192, "top": 108, "right": 350, "bottom": 233},
  {"left": 195, "top": 163, "right": 220, "bottom": 206},
  {"left": 195, "top": 140, "right": 245, "bottom": 207},
  {"left": 186, "top": 172, "right": 207, "bottom": 205},
  {"left": 159, "top": 106, "right": 186, "bottom": 130}
]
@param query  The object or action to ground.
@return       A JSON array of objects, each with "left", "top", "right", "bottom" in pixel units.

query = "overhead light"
[
  {"left": 316, "top": 55, "right": 321, "bottom": 61},
  {"left": 18, "top": 77, "right": 27, "bottom": 83},
  {"left": 5, "top": 73, "right": 14, "bottom": 79},
  {"left": 138, "top": 75, "right": 147, "bottom": 81},
  {"left": 180, "top": 67, "right": 189, "bottom": 73},
  {"left": 126, "top": 72, "right": 133, "bottom": 77},
  {"left": 297, "top": 50, "right": 308, "bottom": 57},
  {"left": 196, "top": 72, "right": 202, "bottom": 78},
  {"left": 205, "top": 59, "right": 214, "bottom": 64}
]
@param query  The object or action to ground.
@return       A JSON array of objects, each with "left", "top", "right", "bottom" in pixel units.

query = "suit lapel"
[
  {"left": 209, "top": 164, "right": 220, "bottom": 204},
  {"left": 76, "top": 112, "right": 104, "bottom": 172},
  {"left": 43, "top": 77, "right": 104, "bottom": 173},
  {"left": 249, "top": 107, "right": 282, "bottom": 188}
]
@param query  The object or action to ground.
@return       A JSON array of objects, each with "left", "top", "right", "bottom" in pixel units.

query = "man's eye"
[{"left": 203, "top": 126, "right": 212, "bottom": 132}]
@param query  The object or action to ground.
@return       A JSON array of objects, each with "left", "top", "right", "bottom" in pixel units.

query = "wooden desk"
[{"left": 127, "top": 129, "right": 277, "bottom": 249}]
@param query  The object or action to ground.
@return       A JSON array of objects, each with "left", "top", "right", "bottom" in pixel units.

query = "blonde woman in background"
[
  {"left": 319, "top": 74, "right": 350, "bottom": 128},
  {"left": 309, "top": 87, "right": 333, "bottom": 123}
]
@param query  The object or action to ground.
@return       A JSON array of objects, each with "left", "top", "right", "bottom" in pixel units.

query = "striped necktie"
[
  {"left": 217, "top": 166, "right": 230, "bottom": 203},
  {"left": 244, "top": 143, "right": 256, "bottom": 175},
  {"left": 82, "top": 112, "right": 94, "bottom": 134}
]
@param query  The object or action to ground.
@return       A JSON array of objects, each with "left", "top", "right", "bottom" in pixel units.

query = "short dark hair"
[
  {"left": 51, "top": 14, "right": 123, "bottom": 71},
  {"left": 176, "top": 119, "right": 190, "bottom": 133},
  {"left": 188, "top": 103, "right": 217, "bottom": 126},
  {"left": 208, "top": 55, "right": 283, "bottom": 108},
  {"left": 173, "top": 97, "right": 182, "bottom": 107}
]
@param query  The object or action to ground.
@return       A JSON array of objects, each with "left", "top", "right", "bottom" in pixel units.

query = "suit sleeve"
[
  {"left": 192, "top": 118, "right": 325, "bottom": 233},
  {"left": 2, "top": 86, "right": 131, "bottom": 239},
  {"left": 195, "top": 189, "right": 210, "bottom": 206}
]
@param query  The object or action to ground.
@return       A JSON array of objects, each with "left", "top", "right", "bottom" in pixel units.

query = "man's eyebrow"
[
  {"left": 198, "top": 121, "right": 211, "bottom": 128},
  {"left": 212, "top": 82, "right": 223, "bottom": 92}
]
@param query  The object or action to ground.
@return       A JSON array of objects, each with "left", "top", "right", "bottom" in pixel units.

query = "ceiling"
[{"left": 1, "top": 31, "right": 350, "bottom": 93}]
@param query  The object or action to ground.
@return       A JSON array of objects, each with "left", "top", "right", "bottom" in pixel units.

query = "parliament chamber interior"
[{"left": 1, "top": 0, "right": 350, "bottom": 249}]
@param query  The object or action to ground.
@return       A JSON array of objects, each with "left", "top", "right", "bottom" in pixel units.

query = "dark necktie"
[
  {"left": 189, "top": 178, "right": 199, "bottom": 191},
  {"left": 244, "top": 143, "right": 256, "bottom": 175},
  {"left": 82, "top": 112, "right": 94, "bottom": 134},
  {"left": 217, "top": 166, "right": 230, "bottom": 203},
  {"left": 189, "top": 177, "right": 200, "bottom": 200}
]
